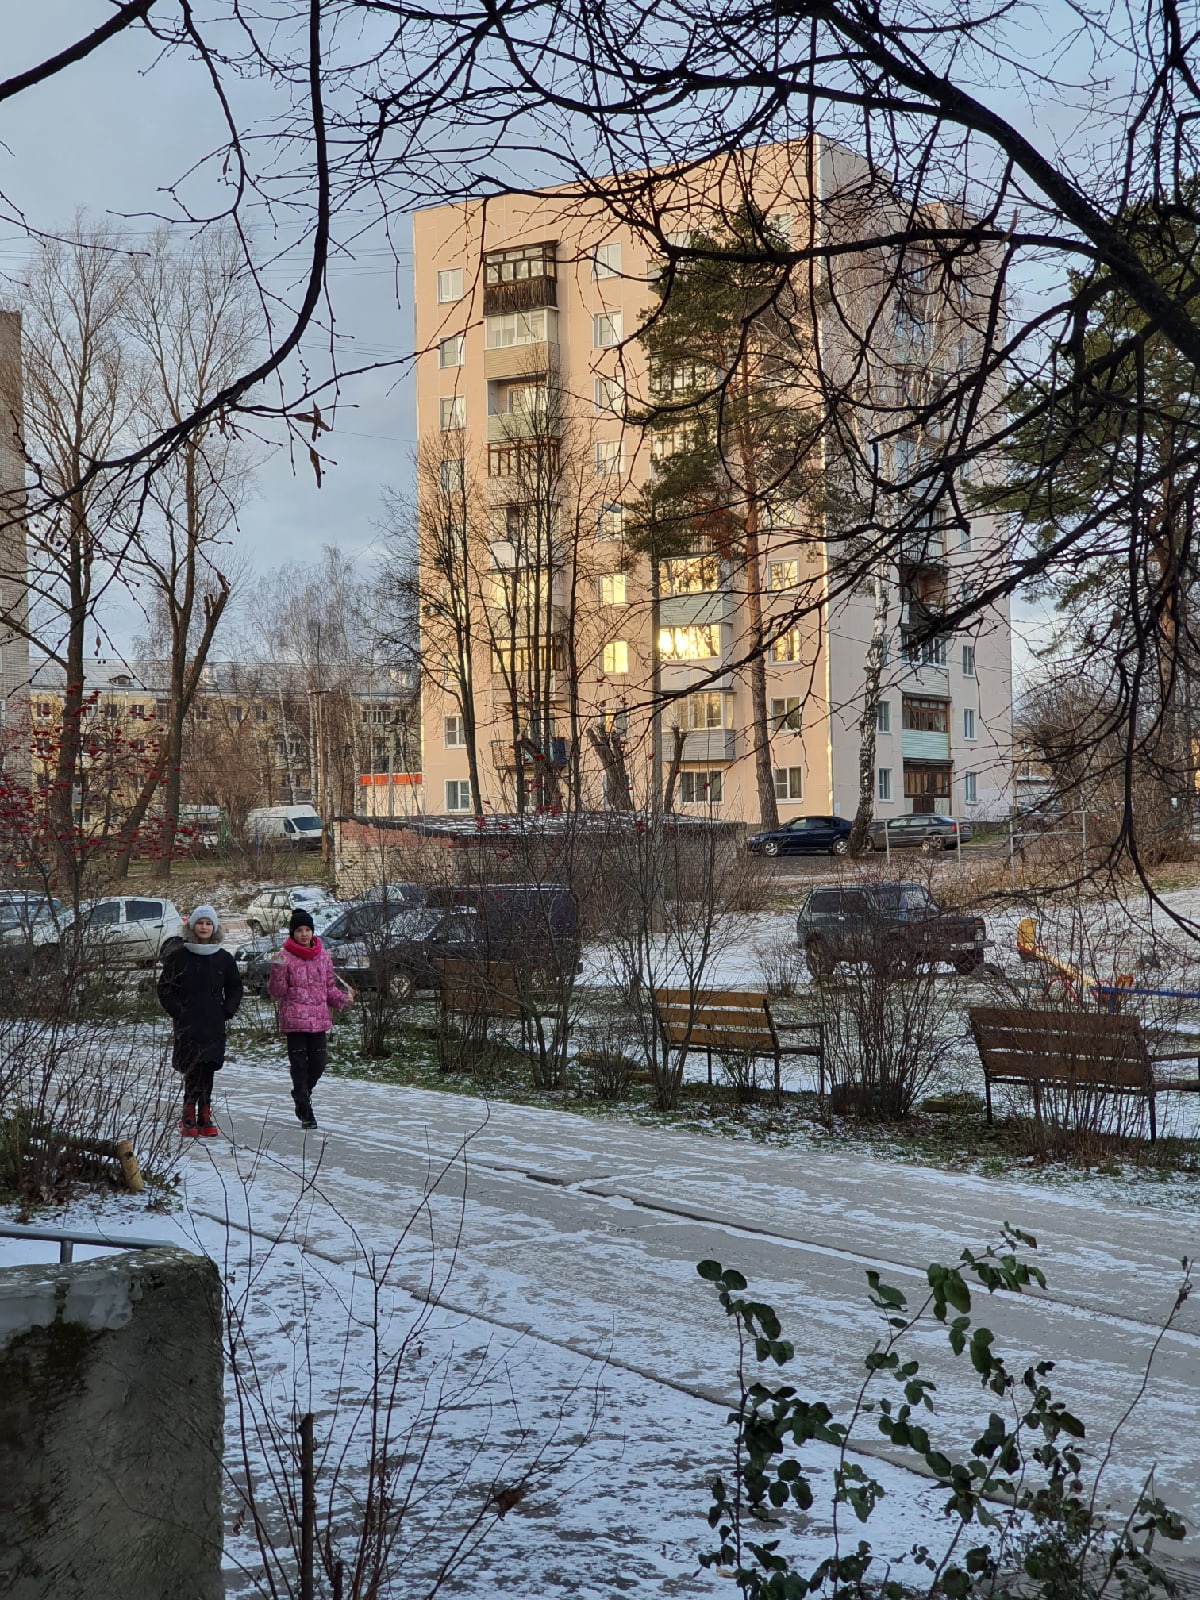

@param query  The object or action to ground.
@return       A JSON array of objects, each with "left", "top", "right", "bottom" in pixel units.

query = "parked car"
[
  {"left": 245, "top": 804, "right": 324, "bottom": 851},
  {"left": 746, "top": 816, "right": 854, "bottom": 857},
  {"left": 33, "top": 896, "right": 184, "bottom": 965},
  {"left": 867, "top": 814, "right": 972, "bottom": 852},
  {"left": 333, "top": 882, "right": 580, "bottom": 999},
  {"left": 236, "top": 898, "right": 400, "bottom": 992},
  {"left": 0, "top": 895, "right": 64, "bottom": 960},
  {"left": 243, "top": 884, "right": 337, "bottom": 937},
  {"left": 795, "top": 881, "right": 989, "bottom": 976}
]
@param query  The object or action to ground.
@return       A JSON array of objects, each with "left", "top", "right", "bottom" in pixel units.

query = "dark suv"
[{"left": 795, "top": 882, "right": 989, "bottom": 976}]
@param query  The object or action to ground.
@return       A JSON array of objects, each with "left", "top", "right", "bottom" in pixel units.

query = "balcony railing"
[{"left": 483, "top": 275, "right": 557, "bottom": 317}]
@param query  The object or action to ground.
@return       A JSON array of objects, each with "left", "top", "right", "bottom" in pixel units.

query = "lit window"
[
  {"left": 439, "top": 458, "right": 465, "bottom": 492},
  {"left": 679, "top": 770, "right": 723, "bottom": 805},
  {"left": 773, "top": 767, "right": 804, "bottom": 801},
  {"left": 962, "top": 644, "right": 976, "bottom": 677},
  {"left": 599, "top": 573, "right": 627, "bottom": 606},
  {"left": 597, "top": 503, "right": 625, "bottom": 541},
  {"left": 438, "top": 334, "right": 464, "bottom": 368},
  {"left": 662, "top": 555, "right": 719, "bottom": 594},
  {"left": 437, "top": 268, "right": 464, "bottom": 303},
  {"left": 595, "top": 440, "right": 624, "bottom": 477},
  {"left": 444, "top": 715, "right": 466, "bottom": 748},
  {"left": 594, "top": 375, "right": 623, "bottom": 413},
  {"left": 768, "top": 560, "right": 798, "bottom": 590},
  {"left": 593, "top": 242, "right": 622, "bottom": 279},
  {"left": 876, "top": 700, "right": 890, "bottom": 733},
  {"left": 877, "top": 767, "right": 892, "bottom": 802},
  {"left": 601, "top": 640, "right": 629, "bottom": 675},
  {"left": 769, "top": 629, "right": 800, "bottom": 662},
  {"left": 687, "top": 692, "right": 726, "bottom": 729},
  {"left": 439, "top": 396, "right": 465, "bottom": 431},
  {"left": 484, "top": 308, "right": 556, "bottom": 348},
  {"left": 964, "top": 771, "right": 978, "bottom": 805},
  {"left": 963, "top": 708, "right": 977, "bottom": 740},
  {"left": 658, "top": 624, "right": 719, "bottom": 660},
  {"left": 445, "top": 779, "right": 472, "bottom": 813},
  {"left": 770, "top": 696, "right": 801, "bottom": 731},
  {"left": 593, "top": 312, "right": 622, "bottom": 349}
]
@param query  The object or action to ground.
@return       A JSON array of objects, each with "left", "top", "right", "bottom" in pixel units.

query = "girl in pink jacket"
[{"left": 267, "top": 908, "right": 354, "bottom": 1128}]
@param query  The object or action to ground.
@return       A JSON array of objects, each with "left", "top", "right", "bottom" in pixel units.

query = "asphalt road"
[{"left": 196, "top": 1060, "right": 1200, "bottom": 1583}]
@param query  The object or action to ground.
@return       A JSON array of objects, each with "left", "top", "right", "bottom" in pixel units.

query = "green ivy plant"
[{"left": 698, "top": 1229, "right": 1189, "bottom": 1599}]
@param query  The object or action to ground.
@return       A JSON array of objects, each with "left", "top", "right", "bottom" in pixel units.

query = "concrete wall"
[{"left": 0, "top": 1246, "right": 224, "bottom": 1600}]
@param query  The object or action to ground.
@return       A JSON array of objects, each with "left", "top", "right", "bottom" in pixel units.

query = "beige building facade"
[{"left": 412, "top": 142, "right": 1012, "bottom": 824}]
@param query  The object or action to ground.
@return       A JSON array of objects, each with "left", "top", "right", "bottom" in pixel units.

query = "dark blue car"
[{"left": 746, "top": 815, "right": 853, "bottom": 857}]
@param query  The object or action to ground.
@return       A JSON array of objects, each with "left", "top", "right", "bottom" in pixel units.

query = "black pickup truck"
[{"left": 795, "top": 881, "right": 990, "bottom": 976}]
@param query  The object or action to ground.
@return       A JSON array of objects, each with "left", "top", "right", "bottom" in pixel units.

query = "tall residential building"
[
  {"left": 0, "top": 310, "right": 31, "bottom": 782},
  {"left": 412, "top": 142, "right": 1012, "bottom": 823}
]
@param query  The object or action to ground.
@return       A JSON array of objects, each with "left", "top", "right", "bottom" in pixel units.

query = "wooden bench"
[
  {"left": 652, "top": 987, "right": 824, "bottom": 1101},
  {"left": 966, "top": 1005, "right": 1200, "bottom": 1142}
]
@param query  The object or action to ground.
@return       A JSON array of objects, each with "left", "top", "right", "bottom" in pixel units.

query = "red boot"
[
  {"left": 197, "top": 1105, "right": 219, "bottom": 1137},
  {"left": 179, "top": 1101, "right": 200, "bottom": 1137}
]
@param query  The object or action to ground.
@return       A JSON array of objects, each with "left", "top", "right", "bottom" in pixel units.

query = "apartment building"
[{"left": 413, "top": 141, "right": 1013, "bottom": 822}]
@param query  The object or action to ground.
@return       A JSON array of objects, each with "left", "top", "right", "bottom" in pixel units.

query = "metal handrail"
[{"left": 0, "top": 1219, "right": 182, "bottom": 1265}]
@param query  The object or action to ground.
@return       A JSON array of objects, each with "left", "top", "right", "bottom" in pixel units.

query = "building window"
[
  {"left": 36, "top": 701, "right": 52, "bottom": 719},
  {"left": 770, "top": 696, "right": 801, "bottom": 731},
  {"left": 599, "top": 573, "right": 627, "bottom": 606},
  {"left": 959, "top": 526, "right": 973, "bottom": 553},
  {"left": 876, "top": 699, "right": 891, "bottom": 734},
  {"left": 687, "top": 692, "right": 726, "bottom": 730},
  {"left": 962, "top": 644, "right": 976, "bottom": 677},
  {"left": 658, "top": 624, "right": 719, "bottom": 660},
  {"left": 661, "top": 555, "right": 719, "bottom": 594},
  {"left": 444, "top": 715, "right": 466, "bottom": 747},
  {"left": 592, "top": 241, "right": 622, "bottom": 279},
  {"left": 902, "top": 696, "right": 949, "bottom": 733},
  {"left": 597, "top": 503, "right": 625, "bottom": 541},
  {"left": 679, "top": 770, "right": 723, "bottom": 805},
  {"left": 878, "top": 766, "right": 893, "bottom": 802},
  {"left": 963, "top": 708, "right": 977, "bottom": 740},
  {"left": 437, "top": 267, "right": 464, "bottom": 303},
  {"left": 439, "top": 457, "right": 465, "bottom": 492},
  {"left": 440, "top": 395, "right": 465, "bottom": 430},
  {"left": 484, "top": 242, "right": 556, "bottom": 285},
  {"left": 601, "top": 640, "right": 629, "bottom": 675},
  {"left": 595, "top": 439, "right": 624, "bottom": 477},
  {"left": 963, "top": 771, "right": 978, "bottom": 805},
  {"left": 773, "top": 766, "right": 804, "bottom": 801},
  {"left": 438, "top": 334, "right": 464, "bottom": 368},
  {"left": 593, "top": 311, "right": 622, "bottom": 348},
  {"left": 445, "top": 779, "right": 473, "bottom": 813},
  {"left": 769, "top": 629, "right": 800, "bottom": 662},
  {"left": 650, "top": 424, "right": 693, "bottom": 461},
  {"left": 485, "top": 308, "right": 556, "bottom": 348},
  {"left": 768, "top": 560, "right": 798, "bottom": 590},
  {"left": 254, "top": 706, "right": 269, "bottom": 724},
  {"left": 594, "top": 375, "right": 623, "bottom": 413}
]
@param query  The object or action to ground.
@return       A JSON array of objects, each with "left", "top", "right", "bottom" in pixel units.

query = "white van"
[{"left": 245, "top": 804, "right": 324, "bottom": 852}]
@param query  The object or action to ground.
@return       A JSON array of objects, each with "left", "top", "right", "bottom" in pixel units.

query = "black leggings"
[
  {"left": 183, "top": 1063, "right": 217, "bottom": 1105},
  {"left": 286, "top": 1032, "right": 328, "bottom": 1105}
]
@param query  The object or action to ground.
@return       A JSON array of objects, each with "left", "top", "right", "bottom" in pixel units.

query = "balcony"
[
  {"left": 902, "top": 729, "right": 951, "bottom": 762},
  {"left": 658, "top": 591, "right": 733, "bottom": 628},
  {"left": 679, "top": 728, "right": 737, "bottom": 763},
  {"left": 899, "top": 527, "right": 947, "bottom": 568},
  {"left": 483, "top": 274, "right": 557, "bottom": 317}
]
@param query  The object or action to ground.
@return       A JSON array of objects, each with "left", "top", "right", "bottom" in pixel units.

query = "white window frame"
[
  {"left": 439, "top": 395, "right": 465, "bottom": 431},
  {"left": 679, "top": 770, "right": 723, "bottom": 805},
  {"left": 687, "top": 691, "right": 727, "bottom": 730},
  {"left": 592, "top": 311, "right": 623, "bottom": 349},
  {"left": 963, "top": 771, "right": 978, "bottom": 805},
  {"left": 876, "top": 700, "right": 891, "bottom": 734},
  {"left": 437, "top": 268, "right": 464, "bottom": 303},
  {"left": 658, "top": 624, "right": 720, "bottom": 661},
  {"left": 877, "top": 766, "right": 893, "bottom": 802},
  {"left": 594, "top": 375, "right": 623, "bottom": 413},
  {"left": 592, "top": 241, "right": 622, "bottom": 279},
  {"left": 962, "top": 644, "right": 976, "bottom": 678},
  {"left": 438, "top": 334, "right": 464, "bottom": 369},
  {"left": 963, "top": 707, "right": 977, "bottom": 740},
  {"left": 599, "top": 573, "right": 627, "bottom": 606},
  {"left": 601, "top": 640, "right": 629, "bottom": 675},
  {"left": 597, "top": 503, "right": 625, "bottom": 541},
  {"left": 768, "top": 560, "right": 799, "bottom": 590},
  {"left": 484, "top": 308, "right": 556, "bottom": 349},
  {"left": 769, "top": 629, "right": 801, "bottom": 662},
  {"left": 439, "top": 457, "right": 465, "bottom": 492},
  {"left": 445, "top": 779, "right": 472, "bottom": 813},
  {"left": 770, "top": 696, "right": 801, "bottom": 731},
  {"left": 594, "top": 440, "right": 624, "bottom": 477},
  {"left": 443, "top": 714, "right": 466, "bottom": 748},
  {"left": 773, "top": 766, "right": 804, "bottom": 801}
]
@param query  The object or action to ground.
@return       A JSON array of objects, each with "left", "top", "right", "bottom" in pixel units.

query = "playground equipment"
[{"left": 1015, "top": 916, "right": 1134, "bottom": 1004}]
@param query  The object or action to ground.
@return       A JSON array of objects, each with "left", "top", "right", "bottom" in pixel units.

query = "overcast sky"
[{"left": 0, "top": 3, "right": 1077, "bottom": 676}]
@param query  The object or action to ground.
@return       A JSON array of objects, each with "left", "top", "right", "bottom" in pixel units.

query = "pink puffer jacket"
[{"left": 268, "top": 938, "right": 349, "bottom": 1034}]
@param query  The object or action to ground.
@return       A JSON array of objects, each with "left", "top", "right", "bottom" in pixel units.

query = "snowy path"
[{"left": 164, "top": 1058, "right": 1200, "bottom": 1592}]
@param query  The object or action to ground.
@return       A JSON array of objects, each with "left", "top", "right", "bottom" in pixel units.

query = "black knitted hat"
[{"left": 288, "top": 907, "right": 315, "bottom": 935}]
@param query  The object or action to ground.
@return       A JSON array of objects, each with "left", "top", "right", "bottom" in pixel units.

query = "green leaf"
[{"left": 697, "top": 1259, "right": 723, "bottom": 1281}]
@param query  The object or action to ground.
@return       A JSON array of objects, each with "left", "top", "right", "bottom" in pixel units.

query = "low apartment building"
[{"left": 414, "top": 140, "right": 1013, "bottom": 822}]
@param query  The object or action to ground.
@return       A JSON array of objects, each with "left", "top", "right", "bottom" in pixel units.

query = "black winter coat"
[{"left": 157, "top": 946, "right": 244, "bottom": 1073}]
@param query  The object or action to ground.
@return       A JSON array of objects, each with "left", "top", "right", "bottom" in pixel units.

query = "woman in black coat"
[{"left": 157, "top": 904, "right": 243, "bottom": 1137}]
